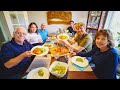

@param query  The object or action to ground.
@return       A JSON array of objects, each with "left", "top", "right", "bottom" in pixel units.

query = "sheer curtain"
[{"left": 105, "top": 11, "right": 120, "bottom": 47}]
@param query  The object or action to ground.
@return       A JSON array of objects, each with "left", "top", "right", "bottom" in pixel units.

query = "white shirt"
[{"left": 26, "top": 33, "right": 43, "bottom": 44}]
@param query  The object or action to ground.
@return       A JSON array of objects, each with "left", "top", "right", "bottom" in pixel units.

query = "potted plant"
[
  {"left": 117, "top": 32, "right": 120, "bottom": 48},
  {"left": 116, "top": 32, "right": 120, "bottom": 56}
]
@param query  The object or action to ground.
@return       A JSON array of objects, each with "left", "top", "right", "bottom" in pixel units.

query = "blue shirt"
[
  {"left": 38, "top": 29, "right": 48, "bottom": 42},
  {"left": 76, "top": 47, "right": 119, "bottom": 79},
  {"left": 0, "top": 38, "right": 33, "bottom": 79}
]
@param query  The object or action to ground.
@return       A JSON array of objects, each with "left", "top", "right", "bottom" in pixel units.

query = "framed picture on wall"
[{"left": 47, "top": 11, "right": 72, "bottom": 25}]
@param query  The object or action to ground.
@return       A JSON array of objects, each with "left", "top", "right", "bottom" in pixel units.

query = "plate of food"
[
  {"left": 27, "top": 67, "right": 50, "bottom": 79},
  {"left": 43, "top": 43, "right": 53, "bottom": 48},
  {"left": 31, "top": 46, "right": 49, "bottom": 56},
  {"left": 49, "top": 44, "right": 69, "bottom": 57},
  {"left": 48, "top": 36, "right": 56, "bottom": 40},
  {"left": 49, "top": 61, "right": 68, "bottom": 78},
  {"left": 71, "top": 56, "right": 89, "bottom": 67},
  {"left": 57, "top": 33, "right": 69, "bottom": 41}
]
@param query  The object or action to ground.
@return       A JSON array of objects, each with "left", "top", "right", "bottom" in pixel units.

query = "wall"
[
  {"left": 71, "top": 11, "right": 88, "bottom": 24},
  {"left": 27, "top": 11, "right": 88, "bottom": 33},
  {"left": 0, "top": 11, "right": 11, "bottom": 41},
  {"left": 0, "top": 26, "right": 5, "bottom": 47}
]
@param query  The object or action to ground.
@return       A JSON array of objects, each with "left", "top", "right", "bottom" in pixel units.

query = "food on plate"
[
  {"left": 27, "top": 67, "right": 49, "bottom": 79},
  {"left": 71, "top": 56, "right": 89, "bottom": 67},
  {"left": 31, "top": 46, "right": 49, "bottom": 56},
  {"left": 76, "top": 58, "right": 83, "bottom": 63},
  {"left": 50, "top": 45, "right": 69, "bottom": 56},
  {"left": 57, "top": 33, "right": 69, "bottom": 41},
  {"left": 32, "top": 47, "right": 46, "bottom": 54},
  {"left": 59, "top": 35, "right": 68, "bottom": 40},
  {"left": 44, "top": 44, "right": 53, "bottom": 48},
  {"left": 49, "top": 61, "right": 68, "bottom": 78},
  {"left": 50, "top": 35, "right": 55, "bottom": 40},
  {"left": 51, "top": 63, "right": 66, "bottom": 74},
  {"left": 38, "top": 69, "right": 44, "bottom": 76}
]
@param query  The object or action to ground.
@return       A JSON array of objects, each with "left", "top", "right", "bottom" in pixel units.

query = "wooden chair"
[{"left": 116, "top": 56, "right": 120, "bottom": 79}]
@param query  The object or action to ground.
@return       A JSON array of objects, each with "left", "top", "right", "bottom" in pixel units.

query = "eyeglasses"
[{"left": 15, "top": 32, "right": 26, "bottom": 35}]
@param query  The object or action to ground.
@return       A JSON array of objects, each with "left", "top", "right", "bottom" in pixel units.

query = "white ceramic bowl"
[{"left": 49, "top": 61, "right": 68, "bottom": 78}]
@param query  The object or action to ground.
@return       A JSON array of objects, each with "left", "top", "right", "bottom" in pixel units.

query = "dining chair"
[{"left": 116, "top": 56, "right": 120, "bottom": 79}]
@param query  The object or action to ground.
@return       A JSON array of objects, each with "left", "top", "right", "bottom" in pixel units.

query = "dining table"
[
  {"left": 22, "top": 35, "right": 97, "bottom": 79},
  {"left": 23, "top": 54, "right": 97, "bottom": 79}
]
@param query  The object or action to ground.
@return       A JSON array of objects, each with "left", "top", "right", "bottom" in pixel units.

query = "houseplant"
[
  {"left": 116, "top": 32, "right": 120, "bottom": 56},
  {"left": 117, "top": 32, "right": 120, "bottom": 48}
]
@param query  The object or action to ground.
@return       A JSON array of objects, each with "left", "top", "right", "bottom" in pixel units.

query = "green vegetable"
[
  {"left": 76, "top": 58, "right": 83, "bottom": 63},
  {"left": 40, "top": 48, "right": 46, "bottom": 53},
  {"left": 64, "top": 36, "right": 68, "bottom": 39},
  {"left": 51, "top": 63, "right": 66, "bottom": 74},
  {"left": 38, "top": 69, "right": 44, "bottom": 76}
]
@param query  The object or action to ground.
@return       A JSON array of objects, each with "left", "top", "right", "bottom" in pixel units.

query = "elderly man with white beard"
[{"left": 0, "top": 27, "right": 34, "bottom": 79}]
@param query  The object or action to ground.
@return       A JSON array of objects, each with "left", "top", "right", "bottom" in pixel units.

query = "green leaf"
[
  {"left": 117, "top": 32, "right": 120, "bottom": 35},
  {"left": 118, "top": 44, "right": 120, "bottom": 47}
]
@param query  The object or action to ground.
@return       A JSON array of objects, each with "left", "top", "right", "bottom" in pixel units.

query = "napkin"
[
  {"left": 72, "top": 62, "right": 89, "bottom": 71},
  {"left": 22, "top": 75, "right": 27, "bottom": 79},
  {"left": 26, "top": 54, "right": 51, "bottom": 72},
  {"left": 45, "top": 41, "right": 54, "bottom": 44}
]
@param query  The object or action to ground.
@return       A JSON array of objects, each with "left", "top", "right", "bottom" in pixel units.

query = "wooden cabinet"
[{"left": 86, "top": 11, "right": 108, "bottom": 38}]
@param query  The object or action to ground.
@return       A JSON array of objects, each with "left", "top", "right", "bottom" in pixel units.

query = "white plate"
[
  {"left": 49, "top": 61, "right": 68, "bottom": 78},
  {"left": 57, "top": 33, "right": 69, "bottom": 41},
  {"left": 71, "top": 56, "right": 88, "bottom": 67},
  {"left": 27, "top": 67, "right": 49, "bottom": 79},
  {"left": 43, "top": 43, "right": 53, "bottom": 48},
  {"left": 31, "top": 46, "right": 49, "bottom": 56},
  {"left": 48, "top": 36, "right": 56, "bottom": 40}
]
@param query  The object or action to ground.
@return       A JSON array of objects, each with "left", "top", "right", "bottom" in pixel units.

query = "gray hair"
[{"left": 13, "top": 27, "right": 27, "bottom": 34}]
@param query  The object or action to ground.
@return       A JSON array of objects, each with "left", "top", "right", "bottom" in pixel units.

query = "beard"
[{"left": 15, "top": 37, "right": 25, "bottom": 44}]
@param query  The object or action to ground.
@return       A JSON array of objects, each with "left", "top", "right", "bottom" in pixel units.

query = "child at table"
[{"left": 70, "top": 29, "right": 119, "bottom": 79}]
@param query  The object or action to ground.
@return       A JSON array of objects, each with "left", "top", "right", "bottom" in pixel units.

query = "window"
[
  {"left": 106, "top": 11, "right": 120, "bottom": 46},
  {"left": 9, "top": 11, "right": 27, "bottom": 30}
]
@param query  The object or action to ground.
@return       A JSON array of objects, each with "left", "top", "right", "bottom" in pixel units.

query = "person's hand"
[
  {"left": 22, "top": 51, "right": 33, "bottom": 58},
  {"left": 38, "top": 39, "right": 43, "bottom": 43},
  {"left": 58, "top": 40, "right": 63, "bottom": 43},
  {"left": 59, "top": 40, "right": 66, "bottom": 44},
  {"left": 70, "top": 52, "right": 76, "bottom": 57}
]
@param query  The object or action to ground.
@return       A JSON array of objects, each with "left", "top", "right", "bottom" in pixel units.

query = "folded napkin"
[
  {"left": 68, "top": 33, "right": 73, "bottom": 37},
  {"left": 72, "top": 62, "right": 89, "bottom": 71},
  {"left": 22, "top": 75, "right": 27, "bottom": 79},
  {"left": 45, "top": 41, "right": 54, "bottom": 44}
]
